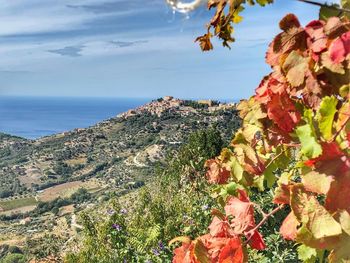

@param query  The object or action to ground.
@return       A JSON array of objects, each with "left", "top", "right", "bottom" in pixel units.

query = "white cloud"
[{"left": 0, "top": 0, "right": 163, "bottom": 36}]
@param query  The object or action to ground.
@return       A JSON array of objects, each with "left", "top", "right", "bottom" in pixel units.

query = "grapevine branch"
[
  {"left": 244, "top": 204, "right": 284, "bottom": 244},
  {"left": 332, "top": 114, "right": 350, "bottom": 141},
  {"left": 265, "top": 149, "right": 289, "bottom": 170},
  {"left": 297, "top": 0, "right": 350, "bottom": 13}
]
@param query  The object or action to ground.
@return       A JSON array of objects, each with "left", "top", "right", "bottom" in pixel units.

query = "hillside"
[{"left": 0, "top": 97, "right": 240, "bottom": 258}]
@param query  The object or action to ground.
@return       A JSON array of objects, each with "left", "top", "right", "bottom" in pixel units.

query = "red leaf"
[
  {"left": 326, "top": 169, "right": 350, "bottom": 214},
  {"left": 305, "top": 20, "right": 327, "bottom": 54},
  {"left": 205, "top": 159, "right": 231, "bottom": 184},
  {"left": 307, "top": 142, "right": 344, "bottom": 166},
  {"left": 224, "top": 194, "right": 255, "bottom": 235},
  {"left": 173, "top": 242, "right": 198, "bottom": 263},
  {"left": 218, "top": 238, "right": 245, "bottom": 263},
  {"left": 255, "top": 74, "right": 288, "bottom": 104},
  {"left": 200, "top": 235, "right": 227, "bottom": 262},
  {"left": 248, "top": 231, "right": 266, "bottom": 250},
  {"left": 273, "top": 184, "right": 291, "bottom": 204},
  {"left": 280, "top": 212, "right": 299, "bottom": 240},
  {"left": 267, "top": 92, "right": 301, "bottom": 132},
  {"left": 208, "top": 217, "right": 235, "bottom": 238},
  {"left": 329, "top": 31, "right": 350, "bottom": 63}
]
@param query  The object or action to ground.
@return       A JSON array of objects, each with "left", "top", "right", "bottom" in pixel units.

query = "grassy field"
[
  {"left": 38, "top": 180, "right": 100, "bottom": 202},
  {"left": 0, "top": 197, "right": 37, "bottom": 211}
]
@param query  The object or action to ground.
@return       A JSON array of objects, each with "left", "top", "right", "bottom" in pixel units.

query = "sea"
[{"left": 0, "top": 96, "right": 150, "bottom": 140}]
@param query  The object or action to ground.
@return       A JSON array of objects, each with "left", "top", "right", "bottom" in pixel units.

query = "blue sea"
[{"left": 0, "top": 96, "right": 150, "bottom": 139}]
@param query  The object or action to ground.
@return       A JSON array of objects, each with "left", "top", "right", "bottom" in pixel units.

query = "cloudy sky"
[{"left": 0, "top": 0, "right": 335, "bottom": 100}]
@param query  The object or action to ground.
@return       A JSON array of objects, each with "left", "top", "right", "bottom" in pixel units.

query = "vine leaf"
[
  {"left": 283, "top": 51, "right": 309, "bottom": 87},
  {"left": 224, "top": 195, "right": 255, "bottom": 235},
  {"left": 339, "top": 210, "right": 350, "bottom": 235},
  {"left": 297, "top": 244, "right": 323, "bottom": 263},
  {"left": 217, "top": 238, "right": 245, "bottom": 263},
  {"left": 329, "top": 31, "right": 350, "bottom": 63},
  {"left": 328, "top": 234, "right": 350, "bottom": 263},
  {"left": 302, "top": 171, "right": 333, "bottom": 195},
  {"left": 291, "top": 185, "right": 342, "bottom": 240},
  {"left": 205, "top": 158, "right": 231, "bottom": 184},
  {"left": 305, "top": 20, "right": 327, "bottom": 53},
  {"left": 320, "top": 52, "right": 345, "bottom": 74},
  {"left": 208, "top": 217, "right": 235, "bottom": 238},
  {"left": 317, "top": 96, "right": 338, "bottom": 141},
  {"left": 280, "top": 212, "right": 300, "bottom": 240},
  {"left": 193, "top": 239, "right": 210, "bottom": 263},
  {"left": 267, "top": 92, "right": 301, "bottom": 132},
  {"left": 172, "top": 241, "right": 195, "bottom": 263},
  {"left": 296, "top": 123, "right": 322, "bottom": 159}
]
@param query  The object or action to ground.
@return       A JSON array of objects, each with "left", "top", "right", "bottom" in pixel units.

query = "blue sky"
[{"left": 0, "top": 0, "right": 337, "bottom": 100}]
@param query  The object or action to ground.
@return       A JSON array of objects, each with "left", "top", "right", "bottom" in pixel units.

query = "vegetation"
[
  {"left": 1, "top": 1, "right": 349, "bottom": 262},
  {"left": 0, "top": 197, "right": 37, "bottom": 211},
  {"left": 0, "top": 245, "right": 25, "bottom": 263},
  {"left": 66, "top": 128, "right": 227, "bottom": 262},
  {"left": 195, "top": 0, "right": 350, "bottom": 51},
  {"left": 170, "top": 7, "right": 350, "bottom": 263},
  {"left": 65, "top": 126, "right": 301, "bottom": 262},
  {"left": 0, "top": 99, "right": 240, "bottom": 261}
]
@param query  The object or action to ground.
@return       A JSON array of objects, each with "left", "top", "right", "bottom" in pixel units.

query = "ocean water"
[{"left": 0, "top": 96, "right": 150, "bottom": 139}]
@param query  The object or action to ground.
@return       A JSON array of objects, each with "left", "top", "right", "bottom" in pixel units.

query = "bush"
[{"left": 0, "top": 253, "right": 26, "bottom": 263}]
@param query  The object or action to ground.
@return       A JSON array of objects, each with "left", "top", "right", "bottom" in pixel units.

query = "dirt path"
[
  {"left": 133, "top": 152, "right": 147, "bottom": 167},
  {"left": 71, "top": 214, "right": 83, "bottom": 230}
]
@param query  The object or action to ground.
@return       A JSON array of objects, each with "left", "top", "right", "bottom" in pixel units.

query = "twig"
[
  {"left": 253, "top": 203, "right": 267, "bottom": 217},
  {"left": 297, "top": 0, "right": 350, "bottom": 13},
  {"left": 332, "top": 114, "right": 350, "bottom": 141},
  {"left": 244, "top": 204, "right": 284, "bottom": 244},
  {"left": 265, "top": 149, "right": 288, "bottom": 170}
]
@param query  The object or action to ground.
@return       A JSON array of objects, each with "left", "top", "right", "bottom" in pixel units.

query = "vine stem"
[
  {"left": 265, "top": 149, "right": 288, "bottom": 170},
  {"left": 297, "top": 0, "right": 350, "bottom": 13},
  {"left": 244, "top": 204, "right": 284, "bottom": 245},
  {"left": 332, "top": 114, "right": 350, "bottom": 141}
]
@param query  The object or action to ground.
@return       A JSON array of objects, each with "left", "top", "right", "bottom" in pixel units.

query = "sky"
[{"left": 0, "top": 0, "right": 338, "bottom": 100}]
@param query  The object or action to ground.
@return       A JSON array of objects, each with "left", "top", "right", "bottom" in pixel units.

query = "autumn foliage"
[{"left": 172, "top": 13, "right": 350, "bottom": 263}]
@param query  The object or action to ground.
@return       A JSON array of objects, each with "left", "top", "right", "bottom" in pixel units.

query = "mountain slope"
[{"left": 0, "top": 97, "right": 239, "bottom": 210}]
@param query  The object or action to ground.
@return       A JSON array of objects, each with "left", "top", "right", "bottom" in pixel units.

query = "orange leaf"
[
  {"left": 218, "top": 238, "right": 245, "bottom": 263},
  {"left": 173, "top": 242, "right": 198, "bottom": 263},
  {"left": 280, "top": 212, "right": 299, "bottom": 241},
  {"left": 205, "top": 159, "right": 230, "bottom": 185},
  {"left": 208, "top": 216, "right": 235, "bottom": 238}
]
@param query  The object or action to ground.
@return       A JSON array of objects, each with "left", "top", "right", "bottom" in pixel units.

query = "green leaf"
[
  {"left": 253, "top": 175, "right": 265, "bottom": 191},
  {"left": 296, "top": 124, "right": 322, "bottom": 159},
  {"left": 319, "top": 5, "right": 342, "bottom": 21},
  {"left": 339, "top": 84, "right": 350, "bottom": 98},
  {"left": 317, "top": 96, "right": 338, "bottom": 141},
  {"left": 341, "top": 0, "right": 350, "bottom": 9},
  {"left": 263, "top": 162, "right": 277, "bottom": 188},
  {"left": 297, "top": 244, "right": 317, "bottom": 263},
  {"left": 256, "top": 0, "right": 274, "bottom": 6},
  {"left": 225, "top": 182, "right": 238, "bottom": 195},
  {"left": 230, "top": 157, "right": 244, "bottom": 182}
]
